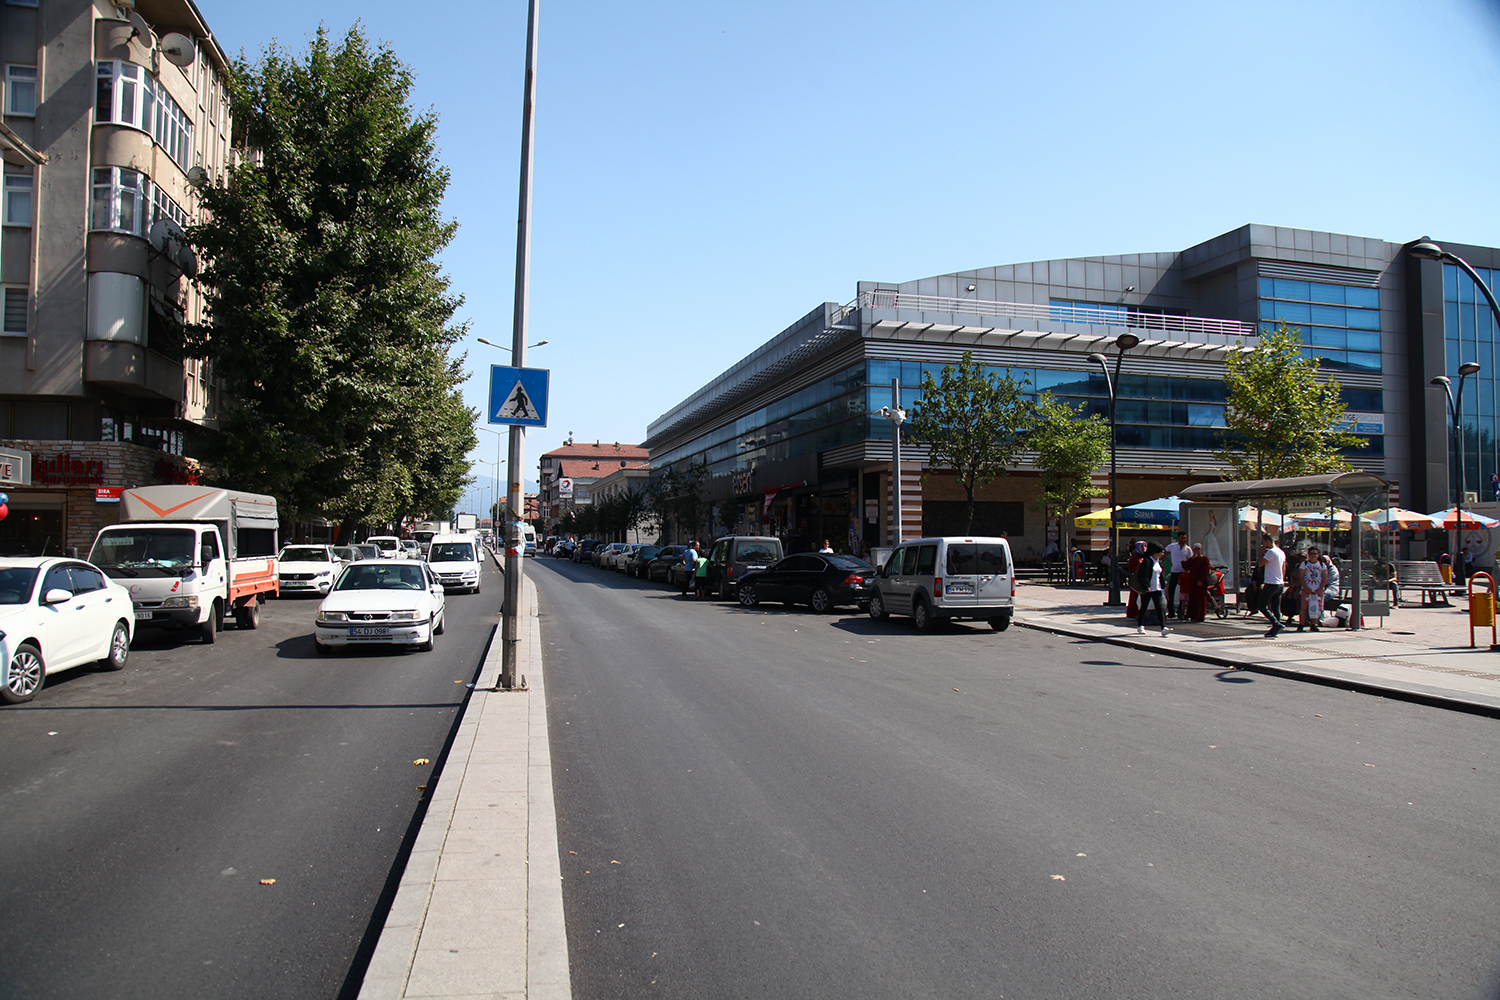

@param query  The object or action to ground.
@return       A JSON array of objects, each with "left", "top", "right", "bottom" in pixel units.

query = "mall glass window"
[
  {"left": 5, "top": 65, "right": 36, "bottom": 116},
  {"left": 1442, "top": 262, "right": 1500, "bottom": 496},
  {"left": 1257, "top": 276, "right": 1381, "bottom": 372}
]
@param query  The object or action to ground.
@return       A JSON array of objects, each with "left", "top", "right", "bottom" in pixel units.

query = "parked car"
[
  {"left": 314, "top": 559, "right": 446, "bottom": 653},
  {"left": 366, "top": 535, "right": 403, "bottom": 559},
  {"left": 614, "top": 544, "right": 640, "bottom": 572},
  {"left": 867, "top": 536, "right": 1014, "bottom": 632},
  {"left": 706, "top": 535, "right": 783, "bottom": 600},
  {"left": 645, "top": 545, "right": 686, "bottom": 583},
  {"left": 573, "top": 540, "right": 601, "bottom": 564},
  {"left": 1, "top": 557, "right": 133, "bottom": 704},
  {"left": 277, "top": 544, "right": 345, "bottom": 596},
  {"left": 597, "top": 542, "right": 627, "bottom": 568},
  {"left": 734, "top": 553, "right": 875, "bottom": 612},
  {"left": 427, "top": 534, "right": 484, "bottom": 594},
  {"left": 623, "top": 544, "right": 660, "bottom": 578}
]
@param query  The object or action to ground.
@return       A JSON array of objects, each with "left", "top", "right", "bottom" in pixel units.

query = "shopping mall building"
[{"left": 642, "top": 224, "right": 1499, "bottom": 559}]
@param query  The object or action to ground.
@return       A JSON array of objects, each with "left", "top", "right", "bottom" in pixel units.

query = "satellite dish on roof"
[
  {"left": 185, "top": 165, "right": 209, "bottom": 188},
  {"left": 177, "top": 245, "right": 199, "bottom": 278},
  {"left": 126, "top": 10, "right": 152, "bottom": 42},
  {"left": 148, "top": 218, "right": 173, "bottom": 252},
  {"left": 159, "top": 32, "right": 195, "bottom": 67}
]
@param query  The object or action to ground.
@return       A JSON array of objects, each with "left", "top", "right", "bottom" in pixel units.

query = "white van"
[
  {"left": 867, "top": 536, "right": 1014, "bottom": 632},
  {"left": 426, "top": 534, "right": 483, "bottom": 593}
]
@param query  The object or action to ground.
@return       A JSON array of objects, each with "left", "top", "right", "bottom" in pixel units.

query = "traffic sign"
[{"left": 488, "top": 365, "right": 549, "bottom": 427}]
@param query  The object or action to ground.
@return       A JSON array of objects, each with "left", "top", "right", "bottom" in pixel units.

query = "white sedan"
[
  {"left": 314, "top": 559, "right": 446, "bottom": 654},
  {"left": 1, "top": 557, "right": 134, "bottom": 704},
  {"left": 277, "top": 544, "right": 346, "bottom": 596}
]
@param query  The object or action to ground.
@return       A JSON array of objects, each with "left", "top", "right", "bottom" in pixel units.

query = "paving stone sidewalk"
[
  {"left": 358, "top": 565, "right": 570, "bottom": 1000},
  {"left": 1016, "top": 582, "right": 1500, "bottom": 714}
]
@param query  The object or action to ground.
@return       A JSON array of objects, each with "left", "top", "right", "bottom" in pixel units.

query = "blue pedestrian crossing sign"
[{"left": 488, "top": 366, "right": 549, "bottom": 427}]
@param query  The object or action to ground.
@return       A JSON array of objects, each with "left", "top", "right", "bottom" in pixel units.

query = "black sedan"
[
  {"left": 623, "top": 545, "right": 661, "bottom": 578},
  {"left": 644, "top": 546, "right": 688, "bottom": 583},
  {"left": 735, "top": 553, "right": 876, "bottom": 612}
]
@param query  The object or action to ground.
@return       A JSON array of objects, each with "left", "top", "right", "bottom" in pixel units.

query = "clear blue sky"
[{"left": 196, "top": 0, "right": 1500, "bottom": 513}]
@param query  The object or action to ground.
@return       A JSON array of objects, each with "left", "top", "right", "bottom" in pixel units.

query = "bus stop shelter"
[{"left": 1177, "top": 471, "right": 1390, "bottom": 630}]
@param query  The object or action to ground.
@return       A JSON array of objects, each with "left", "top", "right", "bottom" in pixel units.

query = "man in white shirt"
[
  {"left": 1257, "top": 533, "right": 1286, "bottom": 637},
  {"left": 1164, "top": 531, "right": 1191, "bottom": 619}
]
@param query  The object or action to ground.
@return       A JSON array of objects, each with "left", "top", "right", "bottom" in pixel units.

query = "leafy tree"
[
  {"left": 909, "top": 351, "right": 1037, "bottom": 533},
  {"left": 1214, "top": 323, "right": 1366, "bottom": 480},
  {"left": 1030, "top": 394, "right": 1109, "bottom": 558},
  {"left": 648, "top": 463, "right": 709, "bottom": 543},
  {"left": 185, "top": 25, "right": 470, "bottom": 538}
]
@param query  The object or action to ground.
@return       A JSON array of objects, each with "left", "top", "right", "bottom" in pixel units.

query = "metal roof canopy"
[{"left": 1178, "top": 472, "right": 1389, "bottom": 631}]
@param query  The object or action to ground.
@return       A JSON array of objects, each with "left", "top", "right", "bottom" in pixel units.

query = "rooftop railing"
[{"left": 838, "top": 290, "right": 1257, "bottom": 340}]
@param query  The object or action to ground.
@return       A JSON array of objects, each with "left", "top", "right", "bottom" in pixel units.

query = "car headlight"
[
  {"left": 315, "top": 571, "right": 332, "bottom": 578},
  {"left": 318, "top": 611, "right": 348, "bottom": 622},
  {"left": 162, "top": 596, "right": 199, "bottom": 609},
  {"left": 388, "top": 610, "right": 420, "bottom": 621}
]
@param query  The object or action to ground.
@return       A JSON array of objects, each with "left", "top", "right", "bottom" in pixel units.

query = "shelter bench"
[{"left": 1394, "top": 560, "right": 1467, "bottom": 606}]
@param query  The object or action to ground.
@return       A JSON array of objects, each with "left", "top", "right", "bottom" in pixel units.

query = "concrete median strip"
[{"left": 358, "top": 566, "right": 571, "bottom": 1000}]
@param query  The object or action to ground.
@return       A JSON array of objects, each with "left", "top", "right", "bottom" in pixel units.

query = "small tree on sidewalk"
[
  {"left": 1030, "top": 394, "right": 1110, "bottom": 564},
  {"left": 909, "top": 351, "right": 1036, "bottom": 533}
]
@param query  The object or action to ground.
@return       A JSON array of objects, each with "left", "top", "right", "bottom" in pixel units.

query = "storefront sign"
[
  {"left": 0, "top": 448, "right": 30, "bottom": 486},
  {"left": 32, "top": 452, "right": 104, "bottom": 486},
  {"left": 96, "top": 487, "right": 124, "bottom": 503}
]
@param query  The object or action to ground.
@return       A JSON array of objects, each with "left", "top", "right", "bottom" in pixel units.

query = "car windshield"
[
  {"left": 89, "top": 528, "right": 198, "bottom": 576},
  {"left": 429, "top": 543, "right": 475, "bottom": 562},
  {"left": 372, "top": 539, "right": 398, "bottom": 551},
  {"left": 280, "top": 547, "right": 330, "bottom": 562},
  {"left": 334, "top": 564, "right": 429, "bottom": 591},
  {"left": 0, "top": 566, "right": 40, "bottom": 604}
]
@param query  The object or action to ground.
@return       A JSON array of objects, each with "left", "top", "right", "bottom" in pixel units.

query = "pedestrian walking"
[
  {"left": 1124, "top": 539, "right": 1146, "bottom": 621},
  {"left": 1258, "top": 532, "right": 1286, "bottom": 637},
  {"left": 1165, "top": 531, "right": 1191, "bottom": 619},
  {"left": 1296, "top": 545, "right": 1325, "bottom": 632},
  {"left": 1135, "top": 542, "right": 1172, "bottom": 637},
  {"left": 678, "top": 541, "right": 699, "bottom": 596}
]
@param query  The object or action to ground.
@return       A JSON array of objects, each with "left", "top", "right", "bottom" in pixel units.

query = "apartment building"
[{"left": 0, "top": 0, "right": 233, "bottom": 554}]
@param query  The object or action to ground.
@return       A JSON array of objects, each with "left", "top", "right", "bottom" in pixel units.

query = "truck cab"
[{"left": 87, "top": 486, "right": 279, "bottom": 644}]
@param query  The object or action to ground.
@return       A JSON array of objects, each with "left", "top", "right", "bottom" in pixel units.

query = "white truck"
[
  {"left": 412, "top": 520, "right": 451, "bottom": 557},
  {"left": 87, "top": 485, "right": 279, "bottom": 644}
]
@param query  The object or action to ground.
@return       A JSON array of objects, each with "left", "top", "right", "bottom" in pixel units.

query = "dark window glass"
[
  {"left": 899, "top": 547, "right": 918, "bottom": 575},
  {"left": 42, "top": 565, "right": 72, "bottom": 596},
  {"left": 915, "top": 545, "right": 937, "bottom": 574}
]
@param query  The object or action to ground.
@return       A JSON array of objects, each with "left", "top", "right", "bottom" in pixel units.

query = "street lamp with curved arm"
[
  {"left": 476, "top": 337, "right": 549, "bottom": 353},
  {"left": 1089, "top": 332, "right": 1140, "bottom": 605},
  {"left": 1431, "top": 362, "right": 1482, "bottom": 581}
]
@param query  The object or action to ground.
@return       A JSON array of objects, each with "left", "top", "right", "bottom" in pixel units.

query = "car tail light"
[
  {"left": 933, "top": 577, "right": 942, "bottom": 597},
  {"left": 727, "top": 565, "right": 734, "bottom": 578},
  {"left": 843, "top": 573, "right": 864, "bottom": 586}
]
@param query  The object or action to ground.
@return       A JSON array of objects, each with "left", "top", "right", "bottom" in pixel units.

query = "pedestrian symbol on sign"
[{"left": 498, "top": 380, "right": 535, "bottom": 421}]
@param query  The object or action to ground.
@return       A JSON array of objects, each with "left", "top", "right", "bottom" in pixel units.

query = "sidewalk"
[
  {"left": 358, "top": 566, "right": 570, "bottom": 1000},
  {"left": 1016, "top": 581, "right": 1500, "bottom": 715}
]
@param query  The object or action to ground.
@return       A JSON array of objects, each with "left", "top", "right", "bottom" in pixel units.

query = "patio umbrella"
[
  {"left": 1238, "top": 506, "right": 1284, "bottom": 530},
  {"left": 1073, "top": 496, "right": 1181, "bottom": 529},
  {"left": 1366, "top": 507, "right": 1442, "bottom": 530},
  {"left": 1428, "top": 507, "right": 1500, "bottom": 530},
  {"left": 1285, "top": 508, "right": 1373, "bottom": 530}
]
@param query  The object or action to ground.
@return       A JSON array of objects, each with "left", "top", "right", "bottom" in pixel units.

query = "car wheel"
[
  {"left": 235, "top": 600, "right": 260, "bottom": 630},
  {"left": 99, "top": 621, "right": 130, "bottom": 671},
  {"left": 912, "top": 598, "right": 934, "bottom": 632},
  {"left": 2, "top": 642, "right": 44, "bottom": 704},
  {"left": 434, "top": 612, "right": 446, "bottom": 635},
  {"left": 200, "top": 600, "right": 222, "bottom": 644},
  {"left": 989, "top": 613, "right": 1012, "bottom": 632},
  {"left": 868, "top": 591, "right": 889, "bottom": 620},
  {"left": 418, "top": 617, "right": 436, "bottom": 652},
  {"left": 738, "top": 583, "right": 760, "bottom": 607},
  {"left": 810, "top": 587, "right": 833, "bottom": 613}
]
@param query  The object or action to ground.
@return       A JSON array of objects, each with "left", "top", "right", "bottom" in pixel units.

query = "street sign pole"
[{"left": 501, "top": 0, "right": 539, "bottom": 691}]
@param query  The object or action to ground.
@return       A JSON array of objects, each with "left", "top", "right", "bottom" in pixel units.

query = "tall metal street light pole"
[
  {"left": 1088, "top": 332, "right": 1140, "bottom": 606},
  {"left": 876, "top": 378, "right": 907, "bottom": 545},
  {"left": 1410, "top": 241, "right": 1499, "bottom": 585},
  {"left": 1431, "top": 364, "right": 1481, "bottom": 582}
]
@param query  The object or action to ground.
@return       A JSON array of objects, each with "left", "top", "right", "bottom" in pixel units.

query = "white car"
[
  {"left": 614, "top": 544, "right": 640, "bottom": 572},
  {"left": 366, "top": 535, "right": 403, "bottom": 559},
  {"left": 1, "top": 557, "right": 134, "bottom": 704},
  {"left": 277, "top": 544, "right": 345, "bottom": 596},
  {"left": 426, "top": 534, "right": 483, "bottom": 594},
  {"left": 314, "top": 560, "right": 446, "bottom": 654}
]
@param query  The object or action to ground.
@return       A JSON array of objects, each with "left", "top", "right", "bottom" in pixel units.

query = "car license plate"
[
  {"left": 946, "top": 582, "right": 974, "bottom": 595},
  {"left": 134, "top": 610, "right": 153, "bottom": 620},
  {"left": 350, "top": 626, "right": 390, "bottom": 636}
]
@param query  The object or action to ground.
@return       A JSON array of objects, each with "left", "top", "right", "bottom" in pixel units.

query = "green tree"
[
  {"left": 909, "top": 351, "right": 1037, "bottom": 533},
  {"left": 1215, "top": 323, "right": 1366, "bottom": 480},
  {"left": 1030, "top": 394, "right": 1110, "bottom": 558},
  {"left": 185, "top": 25, "right": 470, "bottom": 537},
  {"left": 648, "top": 463, "right": 709, "bottom": 543}
]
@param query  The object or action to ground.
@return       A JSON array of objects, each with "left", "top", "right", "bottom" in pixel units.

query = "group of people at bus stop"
[{"left": 1120, "top": 530, "right": 1343, "bottom": 638}]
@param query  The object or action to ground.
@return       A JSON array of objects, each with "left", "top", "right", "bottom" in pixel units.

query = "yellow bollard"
[
  {"left": 1440, "top": 564, "right": 1454, "bottom": 584},
  {"left": 1471, "top": 591, "right": 1494, "bottom": 626}
]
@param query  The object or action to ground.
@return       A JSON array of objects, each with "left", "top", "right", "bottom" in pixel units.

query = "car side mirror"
[
  {"left": 44, "top": 588, "right": 73, "bottom": 605},
  {"left": 201, "top": 546, "right": 215, "bottom": 567}
]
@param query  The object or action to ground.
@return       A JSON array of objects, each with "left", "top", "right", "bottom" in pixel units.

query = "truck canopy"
[{"left": 119, "top": 486, "right": 278, "bottom": 528}]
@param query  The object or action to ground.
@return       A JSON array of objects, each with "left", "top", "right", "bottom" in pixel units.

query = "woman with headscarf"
[
  {"left": 1183, "top": 542, "right": 1212, "bottom": 622},
  {"left": 1125, "top": 538, "right": 1146, "bottom": 620}
]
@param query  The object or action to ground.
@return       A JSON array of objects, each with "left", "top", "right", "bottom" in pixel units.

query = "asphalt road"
[
  {"left": 0, "top": 561, "right": 503, "bottom": 1000},
  {"left": 539, "top": 554, "right": 1500, "bottom": 1000}
]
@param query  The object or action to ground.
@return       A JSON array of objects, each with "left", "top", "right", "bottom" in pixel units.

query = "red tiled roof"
[
  {"left": 555, "top": 458, "right": 649, "bottom": 479},
  {"left": 541, "top": 441, "right": 649, "bottom": 460}
]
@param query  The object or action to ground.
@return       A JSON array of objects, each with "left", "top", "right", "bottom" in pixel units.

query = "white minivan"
[
  {"left": 426, "top": 534, "right": 483, "bottom": 594},
  {"left": 867, "top": 536, "right": 1014, "bottom": 632}
]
